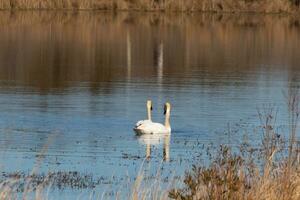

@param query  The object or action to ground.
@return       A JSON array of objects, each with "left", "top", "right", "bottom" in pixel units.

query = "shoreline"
[
  {"left": 0, "top": 0, "right": 299, "bottom": 14},
  {"left": 0, "top": 9, "right": 298, "bottom": 16}
]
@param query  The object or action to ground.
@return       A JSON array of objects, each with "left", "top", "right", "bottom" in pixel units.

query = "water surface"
[{"left": 0, "top": 11, "right": 300, "bottom": 198}]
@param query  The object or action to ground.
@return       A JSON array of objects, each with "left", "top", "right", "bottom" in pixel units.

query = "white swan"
[
  {"left": 134, "top": 100, "right": 153, "bottom": 128},
  {"left": 134, "top": 102, "right": 171, "bottom": 135}
]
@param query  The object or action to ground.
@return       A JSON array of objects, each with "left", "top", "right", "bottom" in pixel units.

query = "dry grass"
[
  {"left": 169, "top": 87, "right": 300, "bottom": 200},
  {"left": 0, "top": 0, "right": 299, "bottom": 13},
  {"left": 169, "top": 144, "right": 300, "bottom": 200}
]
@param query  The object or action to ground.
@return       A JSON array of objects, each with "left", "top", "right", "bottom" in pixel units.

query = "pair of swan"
[{"left": 134, "top": 100, "right": 171, "bottom": 135}]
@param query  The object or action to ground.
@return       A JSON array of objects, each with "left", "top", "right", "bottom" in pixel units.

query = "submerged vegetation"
[{"left": 0, "top": 0, "right": 299, "bottom": 13}]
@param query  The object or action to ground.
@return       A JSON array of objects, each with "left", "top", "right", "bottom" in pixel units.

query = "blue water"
[{"left": 0, "top": 11, "right": 299, "bottom": 198}]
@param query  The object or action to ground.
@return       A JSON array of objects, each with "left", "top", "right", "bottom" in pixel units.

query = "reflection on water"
[
  {"left": 1, "top": 11, "right": 300, "bottom": 197},
  {"left": 1, "top": 11, "right": 300, "bottom": 91},
  {"left": 138, "top": 134, "right": 170, "bottom": 161}
]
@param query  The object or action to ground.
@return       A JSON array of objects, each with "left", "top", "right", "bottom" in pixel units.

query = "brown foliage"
[{"left": 0, "top": 0, "right": 298, "bottom": 13}]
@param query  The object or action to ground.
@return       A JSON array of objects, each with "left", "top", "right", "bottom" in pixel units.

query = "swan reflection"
[{"left": 137, "top": 134, "right": 170, "bottom": 162}]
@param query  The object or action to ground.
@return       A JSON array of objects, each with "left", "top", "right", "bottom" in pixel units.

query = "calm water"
[{"left": 1, "top": 11, "right": 300, "bottom": 198}]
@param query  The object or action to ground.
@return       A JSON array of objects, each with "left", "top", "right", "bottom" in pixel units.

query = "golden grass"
[
  {"left": 0, "top": 0, "right": 298, "bottom": 13},
  {"left": 169, "top": 147, "right": 300, "bottom": 200}
]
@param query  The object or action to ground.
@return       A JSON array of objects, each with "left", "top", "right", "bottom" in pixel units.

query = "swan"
[
  {"left": 134, "top": 100, "right": 153, "bottom": 128},
  {"left": 134, "top": 102, "right": 171, "bottom": 135}
]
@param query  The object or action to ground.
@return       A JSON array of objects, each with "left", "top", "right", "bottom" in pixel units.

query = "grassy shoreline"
[{"left": 0, "top": 0, "right": 299, "bottom": 14}]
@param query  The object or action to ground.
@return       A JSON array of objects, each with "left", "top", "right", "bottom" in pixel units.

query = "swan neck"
[
  {"left": 147, "top": 106, "right": 152, "bottom": 121},
  {"left": 164, "top": 111, "right": 170, "bottom": 129}
]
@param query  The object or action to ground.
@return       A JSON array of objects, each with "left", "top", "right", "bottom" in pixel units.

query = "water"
[{"left": 1, "top": 11, "right": 300, "bottom": 198}]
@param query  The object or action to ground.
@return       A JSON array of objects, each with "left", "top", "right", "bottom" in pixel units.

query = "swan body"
[
  {"left": 134, "top": 122, "right": 170, "bottom": 135},
  {"left": 134, "top": 102, "right": 171, "bottom": 135},
  {"left": 135, "top": 119, "right": 151, "bottom": 128}
]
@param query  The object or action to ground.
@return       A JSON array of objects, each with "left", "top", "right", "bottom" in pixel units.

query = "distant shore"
[{"left": 0, "top": 0, "right": 300, "bottom": 13}]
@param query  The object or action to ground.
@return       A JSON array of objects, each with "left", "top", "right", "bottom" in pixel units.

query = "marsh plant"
[{"left": 169, "top": 87, "right": 300, "bottom": 200}]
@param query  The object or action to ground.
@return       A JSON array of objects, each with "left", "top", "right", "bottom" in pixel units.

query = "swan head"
[
  {"left": 147, "top": 100, "right": 153, "bottom": 111},
  {"left": 163, "top": 102, "right": 171, "bottom": 115}
]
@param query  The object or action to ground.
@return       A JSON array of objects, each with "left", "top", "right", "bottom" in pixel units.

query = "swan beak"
[
  {"left": 151, "top": 106, "right": 153, "bottom": 111},
  {"left": 163, "top": 105, "right": 167, "bottom": 115}
]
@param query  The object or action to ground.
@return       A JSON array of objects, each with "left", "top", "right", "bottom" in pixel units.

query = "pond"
[{"left": 0, "top": 11, "right": 300, "bottom": 198}]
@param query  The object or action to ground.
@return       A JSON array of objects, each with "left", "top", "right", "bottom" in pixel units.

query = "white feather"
[
  {"left": 134, "top": 122, "right": 171, "bottom": 135},
  {"left": 134, "top": 102, "right": 171, "bottom": 136}
]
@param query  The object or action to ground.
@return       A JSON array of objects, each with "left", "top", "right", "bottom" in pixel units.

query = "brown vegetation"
[
  {"left": 169, "top": 89, "right": 300, "bottom": 200},
  {"left": 0, "top": 0, "right": 299, "bottom": 13},
  {"left": 169, "top": 145, "right": 300, "bottom": 200}
]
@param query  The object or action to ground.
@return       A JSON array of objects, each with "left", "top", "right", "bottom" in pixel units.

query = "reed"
[
  {"left": 169, "top": 147, "right": 300, "bottom": 200},
  {"left": 169, "top": 87, "right": 300, "bottom": 200},
  {"left": 0, "top": 0, "right": 299, "bottom": 13}
]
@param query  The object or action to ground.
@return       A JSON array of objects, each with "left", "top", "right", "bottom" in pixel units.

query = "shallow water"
[{"left": 0, "top": 11, "right": 300, "bottom": 198}]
